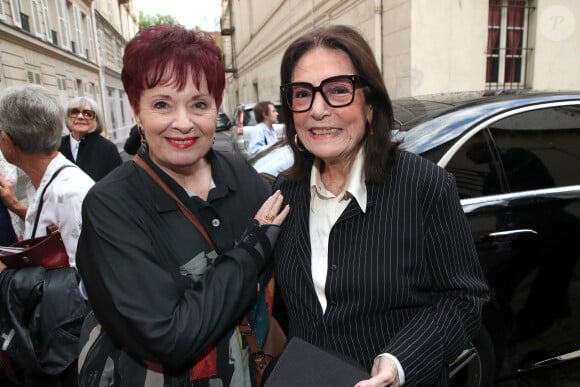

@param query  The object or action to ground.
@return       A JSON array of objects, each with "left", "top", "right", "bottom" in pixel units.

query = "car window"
[
  {"left": 489, "top": 105, "right": 580, "bottom": 192},
  {"left": 244, "top": 109, "right": 257, "bottom": 126},
  {"left": 443, "top": 130, "right": 505, "bottom": 199}
]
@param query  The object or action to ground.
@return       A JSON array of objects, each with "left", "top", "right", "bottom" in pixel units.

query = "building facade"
[
  {"left": 220, "top": 0, "right": 580, "bottom": 114},
  {"left": 0, "top": 0, "right": 137, "bottom": 147}
]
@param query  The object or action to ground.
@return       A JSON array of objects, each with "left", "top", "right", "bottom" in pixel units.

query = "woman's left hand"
[{"left": 354, "top": 356, "right": 400, "bottom": 387}]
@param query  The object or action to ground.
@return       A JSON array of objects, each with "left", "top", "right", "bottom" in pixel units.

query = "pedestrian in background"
[
  {"left": 60, "top": 96, "right": 122, "bottom": 181},
  {"left": 0, "top": 151, "right": 21, "bottom": 244},
  {"left": 272, "top": 25, "right": 489, "bottom": 386},
  {"left": 0, "top": 84, "right": 92, "bottom": 387},
  {"left": 248, "top": 101, "right": 279, "bottom": 157},
  {"left": 123, "top": 123, "right": 142, "bottom": 156},
  {"left": 76, "top": 24, "right": 289, "bottom": 387}
]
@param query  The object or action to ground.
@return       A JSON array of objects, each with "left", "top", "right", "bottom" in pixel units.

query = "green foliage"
[{"left": 138, "top": 11, "right": 180, "bottom": 31}]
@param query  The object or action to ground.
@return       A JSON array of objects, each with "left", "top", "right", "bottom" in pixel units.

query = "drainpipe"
[{"left": 374, "top": 0, "right": 383, "bottom": 74}]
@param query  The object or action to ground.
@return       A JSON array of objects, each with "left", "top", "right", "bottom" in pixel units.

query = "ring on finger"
[{"left": 264, "top": 211, "right": 274, "bottom": 221}]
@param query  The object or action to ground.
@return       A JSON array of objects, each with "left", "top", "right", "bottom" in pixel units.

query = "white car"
[{"left": 231, "top": 102, "right": 285, "bottom": 158}]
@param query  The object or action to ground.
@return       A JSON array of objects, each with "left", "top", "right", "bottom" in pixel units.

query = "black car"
[{"left": 251, "top": 91, "right": 580, "bottom": 386}]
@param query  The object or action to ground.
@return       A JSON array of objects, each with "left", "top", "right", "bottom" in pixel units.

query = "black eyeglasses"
[
  {"left": 281, "top": 74, "right": 364, "bottom": 113},
  {"left": 68, "top": 108, "right": 96, "bottom": 120}
]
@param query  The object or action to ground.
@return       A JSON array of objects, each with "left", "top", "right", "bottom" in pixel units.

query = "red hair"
[{"left": 121, "top": 24, "right": 225, "bottom": 114}]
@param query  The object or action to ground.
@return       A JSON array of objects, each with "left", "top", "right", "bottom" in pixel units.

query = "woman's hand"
[
  {"left": 355, "top": 356, "right": 400, "bottom": 387},
  {"left": 254, "top": 190, "right": 290, "bottom": 226},
  {"left": 0, "top": 175, "right": 26, "bottom": 220}
]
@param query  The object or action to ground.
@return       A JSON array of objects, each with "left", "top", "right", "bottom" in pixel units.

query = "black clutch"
[{"left": 264, "top": 337, "right": 370, "bottom": 387}]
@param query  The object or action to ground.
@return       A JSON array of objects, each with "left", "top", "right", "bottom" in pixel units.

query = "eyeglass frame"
[
  {"left": 68, "top": 108, "right": 96, "bottom": 120},
  {"left": 280, "top": 74, "right": 365, "bottom": 113}
]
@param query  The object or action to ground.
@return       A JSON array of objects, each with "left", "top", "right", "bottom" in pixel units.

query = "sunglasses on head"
[{"left": 68, "top": 108, "right": 96, "bottom": 120}]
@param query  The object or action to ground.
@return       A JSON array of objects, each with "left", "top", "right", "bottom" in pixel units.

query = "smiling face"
[
  {"left": 67, "top": 103, "right": 97, "bottom": 140},
  {"left": 291, "top": 47, "right": 371, "bottom": 166},
  {"left": 135, "top": 74, "right": 217, "bottom": 177}
]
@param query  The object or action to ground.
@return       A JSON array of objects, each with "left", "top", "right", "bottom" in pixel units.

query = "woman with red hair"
[{"left": 76, "top": 24, "right": 289, "bottom": 387}]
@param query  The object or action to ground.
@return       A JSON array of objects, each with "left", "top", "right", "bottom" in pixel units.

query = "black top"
[
  {"left": 76, "top": 150, "right": 271, "bottom": 385},
  {"left": 59, "top": 132, "right": 122, "bottom": 181}
]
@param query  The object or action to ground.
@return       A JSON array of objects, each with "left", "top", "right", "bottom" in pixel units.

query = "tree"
[{"left": 138, "top": 11, "right": 180, "bottom": 31}]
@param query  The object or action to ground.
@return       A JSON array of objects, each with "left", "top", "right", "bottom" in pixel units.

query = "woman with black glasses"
[
  {"left": 272, "top": 25, "right": 489, "bottom": 387},
  {"left": 60, "top": 96, "right": 122, "bottom": 181}
]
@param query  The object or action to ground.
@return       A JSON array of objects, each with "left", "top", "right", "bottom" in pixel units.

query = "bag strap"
[
  {"left": 31, "top": 164, "right": 73, "bottom": 237},
  {"left": 133, "top": 156, "right": 265, "bottom": 363},
  {"left": 133, "top": 156, "right": 215, "bottom": 249}
]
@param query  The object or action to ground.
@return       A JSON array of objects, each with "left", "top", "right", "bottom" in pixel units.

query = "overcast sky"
[{"left": 132, "top": 0, "right": 222, "bottom": 31}]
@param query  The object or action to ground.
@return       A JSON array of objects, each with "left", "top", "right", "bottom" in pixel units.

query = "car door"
[
  {"left": 434, "top": 101, "right": 580, "bottom": 383},
  {"left": 485, "top": 103, "right": 580, "bottom": 378}
]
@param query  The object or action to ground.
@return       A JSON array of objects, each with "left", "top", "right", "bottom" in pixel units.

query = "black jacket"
[
  {"left": 76, "top": 150, "right": 271, "bottom": 385},
  {"left": 60, "top": 132, "right": 122, "bottom": 181},
  {"left": 273, "top": 151, "right": 489, "bottom": 386},
  {"left": 0, "top": 267, "right": 87, "bottom": 378}
]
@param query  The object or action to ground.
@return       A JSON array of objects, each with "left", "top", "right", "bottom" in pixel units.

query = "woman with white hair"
[
  {"left": 0, "top": 84, "right": 93, "bottom": 386},
  {"left": 59, "top": 96, "right": 122, "bottom": 181}
]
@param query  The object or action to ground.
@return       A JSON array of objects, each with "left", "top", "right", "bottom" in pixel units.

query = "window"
[
  {"left": 27, "top": 70, "right": 41, "bottom": 84},
  {"left": 56, "top": 0, "right": 70, "bottom": 50},
  {"left": 73, "top": 79, "right": 81, "bottom": 97},
  {"left": 0, "top": 0, "right": 6, "bottom": 20},
  {"left": 485, "top": 0, "right": 533, "bottom": 91},
  {"left": 11, "top": 0, "right": 22, "bottom": 27},
  {"left": 73, "top": 5, "right": 85, "bottom": 58},
  {"left": 445, "top": 130, "right": 506, "bottom": 199},
  {"left": 30, "top": 0, "right": 43, "bottom": 37},
  {"left": 489, "top": 105, "right": 580, "bottom": 191},
  {"left": 86, "top": 16, "right": 94, "bottom": 61},
  {"left": 41, "top": 0, "right": 52, "bottom": 40},
  {"left": 57, "top": 76, "right": 66, "bottom": 91}
]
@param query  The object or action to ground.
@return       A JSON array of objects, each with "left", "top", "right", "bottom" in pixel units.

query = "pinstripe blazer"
[{"left": 273, "top": 150, "right": 489, "bottom": 386}]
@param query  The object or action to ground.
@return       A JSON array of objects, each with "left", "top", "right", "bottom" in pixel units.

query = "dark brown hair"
[
  {"left": 122, "top": 24, "right": 225, "bottom": 114},
  {"left": 280, "top": 25, "right": 398, "bottom": 182},
  {"left": 253, "top": 101, "right": 273, "bottom": 123}
]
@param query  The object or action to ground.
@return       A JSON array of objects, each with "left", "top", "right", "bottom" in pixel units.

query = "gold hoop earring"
[{"left": 294, "top": 134, "right": 305, "bottom": 152}]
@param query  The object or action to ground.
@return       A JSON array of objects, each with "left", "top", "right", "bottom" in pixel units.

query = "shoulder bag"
[
  {"left": 0, "top": 165, "right": 72, "bottom": 269},
  {"left": 134, "top": 156, "right": 286, "bottom": 386}
]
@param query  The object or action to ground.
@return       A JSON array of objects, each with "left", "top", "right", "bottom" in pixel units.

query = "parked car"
[
  {"left": 251, "top": 91, "right": 580, "bottom": 386},
  {"left": 213, "top": 110, "right": 234, "bottom": 152},
  {"left": 230, "top": 102, "right": 286, "bottom": 157}
]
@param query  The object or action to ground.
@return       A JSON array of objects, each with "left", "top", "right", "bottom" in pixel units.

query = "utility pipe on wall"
[{"left": 374, "top": 0, "right": 383, "bottom": 74}]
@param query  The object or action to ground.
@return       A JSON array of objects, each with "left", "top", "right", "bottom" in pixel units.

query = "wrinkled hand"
[
  {"left": 0, "top": 175, "right": 17, "bottom": 208},
  {"left": 355, "top": 356, "right": 400, "bottom": 387},
  {"left": 254, "top": 190, "right": 290, "bottom": 226}
]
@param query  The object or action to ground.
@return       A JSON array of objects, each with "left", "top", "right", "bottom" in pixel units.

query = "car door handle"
[{"left": 487, "top": 229, "right": 538, "bottom": 238}]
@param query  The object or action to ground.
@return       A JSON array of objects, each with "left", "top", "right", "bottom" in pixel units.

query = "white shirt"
[
  {"left": 69, "top": 135, "right": 81, "bottom": 161},
  {"left": 308, "top": 148, "right": 406, "bottom": 385},
  {"left": 24, "top": 153, "right": 94, "bottom": 267}
]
